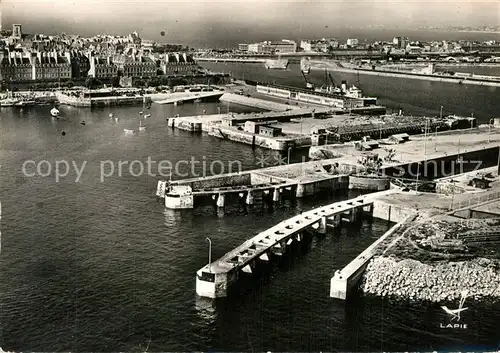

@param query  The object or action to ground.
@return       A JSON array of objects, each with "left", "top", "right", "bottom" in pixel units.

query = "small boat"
[
  {"left": 0, "top": 98, "right": 19, "bottom": 107},
  {"left": 144, "top": 114, "right": 151, "bottom": 119},
  {"left": 15, "top": 100, "right": 36, "bottom": 107},
  {"left": 50, "top": 107, "right": 60, "bottom": 117},
  {"left": 109, "top": 113, "right": 114, "bottom": 119},
  {"left": 124, "top": 129, "right": 135, "bottom": 135}
]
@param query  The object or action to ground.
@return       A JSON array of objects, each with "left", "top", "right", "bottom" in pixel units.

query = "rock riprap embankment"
[{"left": 360, "top": 256, "right": 500, "bottom": 302}]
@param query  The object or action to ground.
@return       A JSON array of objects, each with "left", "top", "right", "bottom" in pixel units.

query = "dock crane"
[
  {"left": 301, "top": 70, "right": 314, "bottom": 89},
  {"left": 319, "top": 69, "right": 342, "bottom": 95},
  {"left": 328, "top": 71, "right": 338, "bottom": 89}
]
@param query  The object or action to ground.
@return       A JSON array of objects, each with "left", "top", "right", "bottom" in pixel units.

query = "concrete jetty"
[
  {"left": 167, "top": 114, "right": 226, "bottom": 132},
  {"left": 167, "top": 105, "right": 332, "bottom": 150},
  {"left": 330, "top": 213, "right": 417, "bottom": 300},
  {"left": 218, "top": 106, "right": 332, "bottom": 125},
  {"left": 196, "top": 194, "right": 377, "bottom": 298},
  {"left": 208, "top": 107, "right": 332, "bottom": 150},
  {"left": 158, "top": 158, "right": 354, "bottom": 209},
  {"left": 166, "top": 107, "right": 328, "bottom": 135},
  {"left": 152, "top": 90, "right": 224, "bottom": 105},
  {"left": 220, "top": 92, "right": 301, "bottom": 112}
]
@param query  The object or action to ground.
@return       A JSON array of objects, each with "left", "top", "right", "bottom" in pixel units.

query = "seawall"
[
  {"left": 90, "top": 95, "right": 144, "bottom": 106},
  {"left": 311, "top": 65, "right": 500, "bottom": 87},
  {"left": 55, "top": 92, "right": 91, "bottom": 107},
  {"left": 195, "top": 58, "right": 267, "bottom": 63}
]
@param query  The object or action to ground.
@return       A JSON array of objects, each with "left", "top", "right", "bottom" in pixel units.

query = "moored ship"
[
  {"left": 315, "top": 80, "right": 365, "bottom": 99},
  {"left": 14, "top": 100, "right": 36, "bottom": 107},
  {"left": 0, "top": 98, "right": 20, "bottom": 107},
  {"left": 256, "top": 83, "right": 382, "bottom": 113}
]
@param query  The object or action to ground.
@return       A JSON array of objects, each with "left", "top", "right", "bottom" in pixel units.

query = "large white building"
[
  {"left": 346, "top": 38, "right": 359, "bottom": 47},
  {"left": 246, "top": 40, "right": 297, "bottom": 54},
  {"left": 300, "top": 38, "right": 339, "bottom": 52},
  {"left": 12, "top": 24, "right": 22, "bottom": 39}
]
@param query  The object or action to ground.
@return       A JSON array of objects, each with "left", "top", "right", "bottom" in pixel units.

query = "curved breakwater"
[{"left": 311, "top": 66, "right": 500, "bottom": 87}]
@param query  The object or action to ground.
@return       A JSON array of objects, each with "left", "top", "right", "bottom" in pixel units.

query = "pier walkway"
[
  {"left": 152, "top": 91, "right": 223, "bottom": 105},
  {"left": 196, "top": 195, "right": 375, "bottom": 298},
  {"left": 220, "top": 92, "right": 301, "bottom": 112},
  {"left": 330, "top": 213, "right": 417, "bottom": 300},
  {"left": 191, "top": 180, "right": 295, "bottom": 196},
  {"left": 220, "top": 106, "right": 332, "bottom": 124}
]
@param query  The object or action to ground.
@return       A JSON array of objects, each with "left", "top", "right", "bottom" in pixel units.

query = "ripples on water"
[{"left": 0, "top": 73, "right": 499, "bottom": 351}]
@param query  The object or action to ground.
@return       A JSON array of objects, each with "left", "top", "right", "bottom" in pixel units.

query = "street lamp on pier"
[
  {"left": 489, "top": 118, "right": 494, "bottom": 142},
  {"left": 206, "top": 237, "right": 212, "bottom": 273},
  {"left": 288, "top": 146, "right": 292, "bottom": 165},
  {"left": 416, "top": 118, "right": 430, "bottom": 193},
  {"left": 434, "top": 124, "right": 438, "bottom": 152},
  {"left": 424, "top": 117, "right": 429, "bottom": 156}
]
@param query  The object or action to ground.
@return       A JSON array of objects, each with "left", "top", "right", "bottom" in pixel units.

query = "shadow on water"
[
  {"left": 191, "top": 188, "right": 362, "bottom": 219},
  {"left": 343, "top": 295, "right": 500, "bottom": 352}
]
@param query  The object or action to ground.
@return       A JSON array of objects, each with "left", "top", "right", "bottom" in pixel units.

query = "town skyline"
[{"left": 1, "top": 0, "right": 499, "bottom": 47}]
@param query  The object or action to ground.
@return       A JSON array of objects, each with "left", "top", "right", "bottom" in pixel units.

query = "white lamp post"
[{"left": 206, "top": 237, "right": 212, "bottom": 273}]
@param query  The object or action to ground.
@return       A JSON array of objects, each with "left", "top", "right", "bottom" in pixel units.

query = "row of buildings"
[
  {"left": 237, "top": 38, "right": 366, "bottom": 54},
  {"left": 236, "top": 34, "right": 499, "bottom": 56},
  {"left": 0, "top": 49, "right": 198, "bottom": 82},
  {"left": 0, "top": 24, "right": 198, "bottom": 82},
  {"left": 301, "top": 36, "right": 499, "bottom": 55},
  {"left": 0, "top": 51, "right": 72, "bottom": 81}
]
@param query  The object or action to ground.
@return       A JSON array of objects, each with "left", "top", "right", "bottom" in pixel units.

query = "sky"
[{"left": 1, "top": 0, "right": 499, "bottom": 47}]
